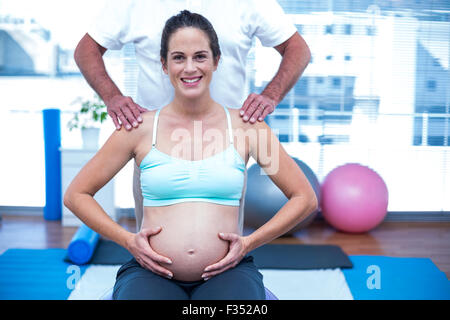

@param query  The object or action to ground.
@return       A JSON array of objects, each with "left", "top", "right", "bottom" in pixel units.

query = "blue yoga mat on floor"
[
  {"left": 0, "top": 249, "right": 88, "bottom": 300},
  {"left": 342, "top": 256, "right": 450, "bottom": 300},
  {"left": 1, "top": 249, "right": 449, "bottom": 300}
]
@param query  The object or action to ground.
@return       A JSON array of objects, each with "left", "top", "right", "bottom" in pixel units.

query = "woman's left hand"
[{"left": 201, "top": 232, "right": 250, "bottom": 280}]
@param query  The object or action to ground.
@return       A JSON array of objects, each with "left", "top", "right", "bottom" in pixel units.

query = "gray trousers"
[{"left": 132, "top": 161, "right": 248, "bottom": 234}]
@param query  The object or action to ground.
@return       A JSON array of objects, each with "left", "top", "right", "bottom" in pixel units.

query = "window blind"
[{"left": 261, "top": 0, "right": 449, "bottom": 211}]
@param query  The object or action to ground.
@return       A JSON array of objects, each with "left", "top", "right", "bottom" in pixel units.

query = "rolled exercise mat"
[
  {"left": 42, "top": 108, "right": 62, "bottom": 220},
  {"left": 67, "top": 224, "right": 100, "bottom": 265}
]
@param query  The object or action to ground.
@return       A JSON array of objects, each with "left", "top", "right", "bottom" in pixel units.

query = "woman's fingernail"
[
  {"left": 243, "top": 115, "right": 249, "bottom": 121},
  {"left": 240, "top": 110, "right": 244, "bottom": 116},
  {"left": 167, "top": 273, "right": 173, "bottom": 279},
  {"left": 138, "top": 116, "right": 143, "bottom": 122},
  {"left": 166, "top": 259, "right": 172, "bottom": 264},
  {"left": 204, "top": 277, "right": 210, "bottom": 281}
]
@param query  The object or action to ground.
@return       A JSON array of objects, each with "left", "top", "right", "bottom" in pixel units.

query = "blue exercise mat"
[
  {"left": 342, "top": 256, "right": 450, "bottom": 300},
  {"left": 0, "top": 249, "right": 88, "bottom": 300}
]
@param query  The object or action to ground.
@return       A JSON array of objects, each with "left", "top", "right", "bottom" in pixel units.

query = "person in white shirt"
[{"left": 73, "top": 0, "right": 311, "bottom": 272}]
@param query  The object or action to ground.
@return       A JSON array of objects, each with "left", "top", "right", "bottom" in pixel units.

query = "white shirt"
[{"left": 88, "top": 0, "right": 296, "bottom": 110}]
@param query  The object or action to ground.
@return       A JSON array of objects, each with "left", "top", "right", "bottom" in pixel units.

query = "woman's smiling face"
[{"left": 162, "top": 27, "right": 219, "bottom": 100}]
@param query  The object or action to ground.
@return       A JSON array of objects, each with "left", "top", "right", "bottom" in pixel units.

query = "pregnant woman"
[{"left": 64, "top": 10, "right": 318, "bottom": 300}]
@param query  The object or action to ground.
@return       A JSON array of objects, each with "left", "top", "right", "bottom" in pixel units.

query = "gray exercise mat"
[
  {"left": 70, "top": 239, "right": 353, "bottom": 269},
  {"left": 249, "top": 243, "right": 353, "bottom": 269}
]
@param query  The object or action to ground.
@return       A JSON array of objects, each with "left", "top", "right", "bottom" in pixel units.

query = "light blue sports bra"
[{"left": 139, "top": 105, "right": 246, "bottom": 207}]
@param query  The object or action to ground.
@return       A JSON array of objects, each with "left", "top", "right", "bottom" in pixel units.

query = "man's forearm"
[
  {"left": 74, "top": 34, "right": 123, "bottom": 104},
  {"left": 262, "top": 33, "right": 311, "bottom": 105}
]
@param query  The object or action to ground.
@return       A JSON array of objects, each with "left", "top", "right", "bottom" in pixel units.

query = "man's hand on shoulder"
[
  {"left": 105, "top": 95, "right": 149, "bottom": 131},
  {"left": 239, "top": 93, "right": 276, "bottom": 124}
]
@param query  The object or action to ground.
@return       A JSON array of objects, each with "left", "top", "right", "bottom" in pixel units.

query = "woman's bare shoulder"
[
  {"left": 227, "top": 107, "right": 270, "bottom": 133},
  {"left": 110, "top": 109, "right": 156, "bottom": 144},
  {"left": 227, "top": 108, "right": 246, "bottom": 130},
  {"left": 140, "top": 109, "right": 157, "bottom": 126},
  {"left": 131, "top": 109, "right": 156, "bottom": 134}
]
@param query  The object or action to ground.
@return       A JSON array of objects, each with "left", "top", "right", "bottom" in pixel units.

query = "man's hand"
[
  {"left": 240, "top": 93, "right": 276, "bottom": 124},
  {"left": 125, "top": 226, "right": 174, "bottom": 279},
  {"left": 201, "top": 232, "right": 250, "bottom": 280},
  {"left": 106, "top": 95, "right": 148, "bottom": 130}
]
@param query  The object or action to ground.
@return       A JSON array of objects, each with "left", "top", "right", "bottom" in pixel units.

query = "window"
[
  {"left": 427, "top": 80, "right": 437, "bottom": 91},
  {"left": 278, "top": 134, "right": 290, "bottom": 142},
  {"left": 272, "top": 0, "right": 450, "bottom": 213},
  {"left": 295, "top": 78, "right": 308, "bottom": 96},
  {"left": 345, "top": 24, "right": 352, "bottom": 35},
  {"left": 332, "top": 77, "right": 341, "bottom": 88},
  {"left": 366, "top": 25, "right": 376, "bottom": 36}
]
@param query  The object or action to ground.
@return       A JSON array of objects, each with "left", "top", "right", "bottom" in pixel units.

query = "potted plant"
[{"left": 67, "top": 94, "right": 108, "bottom": 150}]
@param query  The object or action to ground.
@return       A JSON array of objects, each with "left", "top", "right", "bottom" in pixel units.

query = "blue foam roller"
[
  {"left": 67, "top": 224, "right": 100, "bottom": 265},
  {"left": 42, "top": 109, "right": 62, "bottom": 221}
]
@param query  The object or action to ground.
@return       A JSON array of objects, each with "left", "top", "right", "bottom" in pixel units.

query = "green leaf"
[{"left": 68, "top": 95, "right": 108, "bottom": 130}]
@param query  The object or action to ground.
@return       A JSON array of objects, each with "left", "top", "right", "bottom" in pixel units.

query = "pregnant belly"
[
  {"left": 149, "top": 228, "right": 229, "bottom": 281},
  {"left": 143, "top": 203, "right": 239, "bottom": 281}
]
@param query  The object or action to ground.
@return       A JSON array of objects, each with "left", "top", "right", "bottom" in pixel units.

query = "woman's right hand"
[{"left": 125, "top": 226, "right": 173, "bottom": 279}]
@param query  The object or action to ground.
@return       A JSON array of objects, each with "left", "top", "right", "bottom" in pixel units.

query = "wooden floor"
[{"left": 1, "top": 215, "right": 449, "bottom": 279}]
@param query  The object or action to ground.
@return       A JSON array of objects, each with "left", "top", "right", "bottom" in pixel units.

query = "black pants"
[{"left": 113, "top": 255, "right": 266, "bottom": 300}]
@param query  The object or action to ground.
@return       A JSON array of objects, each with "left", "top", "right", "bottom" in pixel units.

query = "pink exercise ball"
[{"left": 321, "top": 163, "right": 389, "bottom": 233}]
